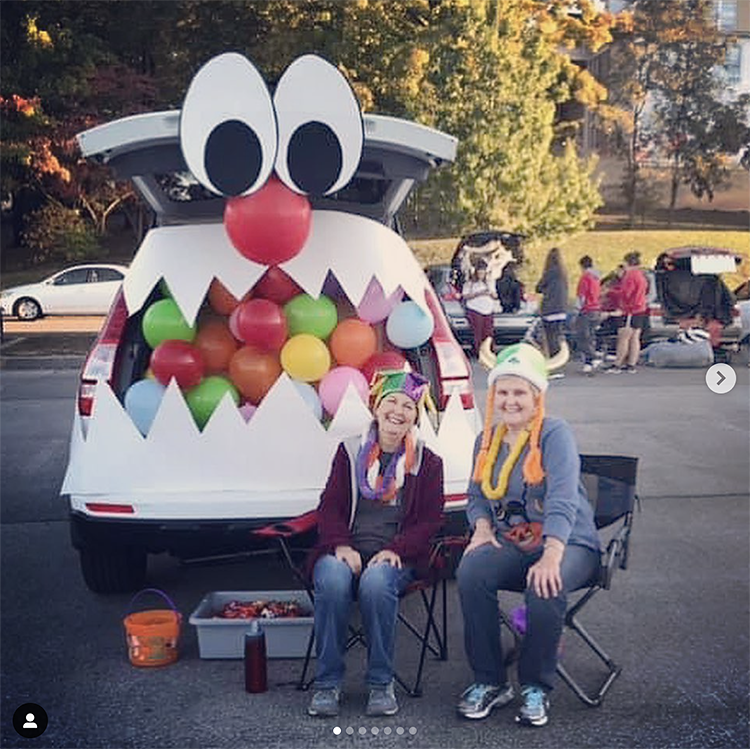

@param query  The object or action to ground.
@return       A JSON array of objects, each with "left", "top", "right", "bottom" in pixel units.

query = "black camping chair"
[
  {"left": 499, "top": 454, "right": 640, "bottom": 707},
  {"left": 253, "top": 511, "right": 463, "bottom": 697}
]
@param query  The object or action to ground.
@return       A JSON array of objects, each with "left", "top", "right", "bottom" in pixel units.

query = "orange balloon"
[
  {"left": 228, "top": 346, "right": 282, "bottom": 404},
  {"left": 208, "top": 278, "right": 245, "bottom": 316},
  {"left": 195, "top": 318, "right": 239, "bottom": 374},
  {"left": 330, "top": 319, "right": 378, "bottom": 369}
]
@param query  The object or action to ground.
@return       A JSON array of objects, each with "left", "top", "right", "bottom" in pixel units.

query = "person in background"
[
  {"left": 574, "top": 256, "right": 602, "bottom": 374},
  {"left": 455, "top": 343, "right": 600, "bottom": 728},
  {"left": 461, "top": 259, "right": 497, "bottom": 357},
  {"left": 496, "top": 263, "right": 524, "bottom": 314},
  {"left": 306, "top": 371, "right": 444, "bottom": 719},
  {"left": 605, "top": 252, "right": 648, "bottom": 374},
  {"left": 535, "top": 248, "right": 568, "bottom": 358}
]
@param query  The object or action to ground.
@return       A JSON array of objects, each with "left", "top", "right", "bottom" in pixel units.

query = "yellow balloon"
[{"left": 281, "top": 334, "right": 331, "bottom": 382}]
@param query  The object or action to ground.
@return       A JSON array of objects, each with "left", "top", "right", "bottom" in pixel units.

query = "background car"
[
  {"left": 426, "top": 230, "right": 536, "bottom": 352},
  {"left": 0, "top": 264, "right": 128, "bottom": 320}
]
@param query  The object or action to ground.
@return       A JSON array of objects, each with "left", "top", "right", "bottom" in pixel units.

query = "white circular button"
[{"left": 706, "top": 363, "right": 737, "bottom": 394}]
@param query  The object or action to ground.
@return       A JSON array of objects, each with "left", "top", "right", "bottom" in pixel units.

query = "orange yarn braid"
[
  {"left": 522, "top": 392, "right": 545, "bottom": 485},
  {"left": 471, "top": 387, "right": 496, "bottom": 482}
]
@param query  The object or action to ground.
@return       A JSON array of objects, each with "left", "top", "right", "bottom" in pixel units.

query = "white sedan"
[{"left": 0, "top": 263, "right": 128, "bottom": 320}]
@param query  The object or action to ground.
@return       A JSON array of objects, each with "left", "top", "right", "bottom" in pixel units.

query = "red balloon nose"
[{"left": 224, "top": 176, "right": 312, "bottom": 265}]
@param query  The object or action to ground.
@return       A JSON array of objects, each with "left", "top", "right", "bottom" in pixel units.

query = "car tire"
[
  {"left": 14, "top": 297, "right": 42, "bottom": 321},
  {"left": 79, "top": 545, "right": 147, "bottom": 594}
]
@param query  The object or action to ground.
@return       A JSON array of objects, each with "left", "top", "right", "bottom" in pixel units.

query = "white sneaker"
[{"left": 582, "top": 363, "right": 593, "bottom": 374}]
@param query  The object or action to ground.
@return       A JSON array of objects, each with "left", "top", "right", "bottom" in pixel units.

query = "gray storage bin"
[{"left": 189, "top": 590, "right": 314, "bottom": 659}]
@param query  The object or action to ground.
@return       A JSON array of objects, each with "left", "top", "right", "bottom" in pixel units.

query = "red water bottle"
[{"left": 244, "top": 621, "right": 267, "bottom": 693}]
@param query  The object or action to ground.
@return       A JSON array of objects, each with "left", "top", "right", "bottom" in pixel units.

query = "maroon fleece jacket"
[{"left": 307, "top": 439, "right": 445, "bottom": 577}]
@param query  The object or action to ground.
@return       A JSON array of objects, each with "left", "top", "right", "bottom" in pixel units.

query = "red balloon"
[
  {"left": 330, "top": 319, "right": 377, "bottom": 369},
  {"left": 194, "top": 318, "right": 239, "bottom": 374},
  {"left": 361, "top": 351, "right": 408, "bottom": 386},
  {"left": 224, "top": 176, "right": 311, "bottom": 265},
  {"left": 228, "top": 347, "right": 282, "bottom": 405},
  {"left": 254, "top": 266, "right": 303, "bottom": 305},
  {"left": 208, "top": 278, "right": 244, "bottom": 316},
  {"left": 235, "top": 298, "right": 288, "bottom": 351},
  {"left": 150, "top": 340, "right": 205, "bottom": 390}
]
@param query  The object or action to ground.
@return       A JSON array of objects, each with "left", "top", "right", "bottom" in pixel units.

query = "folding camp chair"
[
  {"left": 253, "top": 511, "right": 462, "bottom": 697},
  {"left": 499, "top": 454, "right": 639, "bottom": 707}
]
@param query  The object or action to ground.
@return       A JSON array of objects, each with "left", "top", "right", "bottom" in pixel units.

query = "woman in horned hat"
[
  {"left": 455, "top": 343, "right": 600, "bottom": 728},
  {"left": 306, "top": 370, "right": 444, "bottom": 720}
]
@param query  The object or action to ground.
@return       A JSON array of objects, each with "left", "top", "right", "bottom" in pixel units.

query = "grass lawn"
[{"left": 410, "top": 228, "right": 750, "bottom": 291}]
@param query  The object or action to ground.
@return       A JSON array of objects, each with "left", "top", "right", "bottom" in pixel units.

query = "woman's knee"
[
  {"left": 358, "top": 564, "right": 397, "bottom": 603},
  {"left": 314, "top": 555, "right": 354, "bottom": 600}
]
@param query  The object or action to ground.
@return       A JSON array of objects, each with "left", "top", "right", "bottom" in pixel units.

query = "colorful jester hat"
[{"left": 369, "top": 369, "right": 436, "bottom": 420}]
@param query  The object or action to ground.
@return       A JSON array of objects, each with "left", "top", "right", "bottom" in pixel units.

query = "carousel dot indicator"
[
  {"left": 409, "top": 727, "right": 417, "bottom": 735},
  {"left": 384, "top": 727, "right": 392, "bottom": 735},
  {"left": 396, "top": 727, "right": 404, "bottom": 735},
  {"left": 333, "top": 726, "right": 341, "bottom": 735},
  {"left": 346, "top": 727, "right": 354, "bottom": 735},
  {"left": 358, "top": 727, "right": 366, "bottom": 735},
  {"left": 371, "top": 727, "right": 379, "bottom": 735}
]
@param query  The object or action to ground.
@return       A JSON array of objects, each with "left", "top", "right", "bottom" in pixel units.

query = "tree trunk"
[{"left": 668, "top": 153, "right": 680, "bottom": 226}]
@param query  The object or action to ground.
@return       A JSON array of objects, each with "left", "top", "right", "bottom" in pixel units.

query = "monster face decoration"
[{"left": 62, "top": 54, "right": 478, "bottom": 516}]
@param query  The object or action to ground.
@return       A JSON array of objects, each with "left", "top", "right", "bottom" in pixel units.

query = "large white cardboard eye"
[
  {"left": 274, "top": 55, "right": 364, "bottom": 197},
  {"left": 180, "top": 53, "right": 277, "bottom": 197}
]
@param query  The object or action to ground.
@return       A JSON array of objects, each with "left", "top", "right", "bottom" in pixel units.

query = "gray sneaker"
[
  {"left": 365, "top": 682, "right": 398, "bottom": 716},
  {"left": 308, "top": 687, "right": 341, "bottom": 717},
  {"left": 515, "top": 685, "right": 549, "bottom": 727},
  {"left": 457, "top": 683, "right": 514, "bottom": 719}
]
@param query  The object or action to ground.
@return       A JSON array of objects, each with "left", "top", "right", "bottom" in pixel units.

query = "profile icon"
[{"left": 13, "top": 703, "right": 48, "bottom": 738}]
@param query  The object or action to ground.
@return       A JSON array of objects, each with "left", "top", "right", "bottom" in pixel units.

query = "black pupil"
[
  {"left": 205, "top": 120, "right": 262, "bottom": 196},
  {"left": 287, "top": 122, "right": 342, "bottom": 196}
]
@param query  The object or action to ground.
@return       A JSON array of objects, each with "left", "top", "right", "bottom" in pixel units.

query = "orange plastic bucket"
[{"left": 124, "top": 588, "right": 182, "bottom": 667}]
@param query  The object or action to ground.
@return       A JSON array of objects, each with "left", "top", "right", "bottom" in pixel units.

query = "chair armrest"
[
  {"left": 253, "top": 510, "right": 318, "bottom": 540},
  {"left": 600, "top": 523, "right": 630, "bottom": 588}
]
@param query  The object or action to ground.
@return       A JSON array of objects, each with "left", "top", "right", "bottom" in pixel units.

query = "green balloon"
[
  {"left": 283, "top": 293, "right": 338, "bottom": 339},
  {"left": 142, "top": 299, "right": 196, "bottom": 348},
  {"left": 185, "top": 376, "right": 239, "bottom": 429}
]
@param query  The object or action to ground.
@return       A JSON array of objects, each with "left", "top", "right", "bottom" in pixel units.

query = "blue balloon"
[
  {"left": 292, "top": 380, "right": 323, "bottom": 421},
  {"left": 124, "top": 379, "right": 166, "bottom": 436},
  {"left": 385, "top": 301, "right": 434, "bottom": 349}
]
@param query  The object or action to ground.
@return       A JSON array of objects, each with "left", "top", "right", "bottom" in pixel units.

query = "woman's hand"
[
  {"left": 464, "top": 519, "right": 501, "bottom": 556},
  {"left": 527, "top": 538, "right": 564, "bottom": 598},
  {"left": 367, "top": 549, "right": 402, "bottom": 569},
  {"left": 335, "top": 545, "right": 362, "bottom": 576}
]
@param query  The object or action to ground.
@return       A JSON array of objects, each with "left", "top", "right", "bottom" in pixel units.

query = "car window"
[
  {"left": 53, "top": 269, "right": 89, "bottom": 285},
  {"left": 89, "top": 268, "right": 124, "bottom": 282}
]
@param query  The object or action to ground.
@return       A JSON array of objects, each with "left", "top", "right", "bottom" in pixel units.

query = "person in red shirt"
[
  {"left": 574, "top": 256, "right": 602, "bottom": 373},
  {"left": 606, "top": 252, "right": 648, "bottom": 373}
]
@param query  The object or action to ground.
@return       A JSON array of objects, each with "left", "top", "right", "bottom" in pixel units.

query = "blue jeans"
[
  {"left": 457, "top": 541, "right": 599, "bottom": 691},
  {"left": 312, "top": 554, "right": 415, "bottom": 688}
]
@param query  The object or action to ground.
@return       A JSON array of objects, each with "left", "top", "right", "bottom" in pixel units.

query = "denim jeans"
[
  {"left": 457, "top": 541, "right": 599, "bottom": 691},
  {"left": 312, "top": 554, "right": 415, "bottom": 688}
]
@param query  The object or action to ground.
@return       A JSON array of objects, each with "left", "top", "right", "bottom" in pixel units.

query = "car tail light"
[
  {"left": 439, "top": 379, "right": 474, "bottom": 410},
  {"left": 78, "top": 289, "right": 129, "bottom": 417},
  {"left": 85, "top": 503, "right": 135, "bottom": 514}
]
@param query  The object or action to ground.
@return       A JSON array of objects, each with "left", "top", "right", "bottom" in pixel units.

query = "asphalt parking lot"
[{"left": 1, "top": 323, "right": 748, "bottom": 749}]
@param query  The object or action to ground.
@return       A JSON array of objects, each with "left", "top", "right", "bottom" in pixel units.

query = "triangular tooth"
[
  {"left": 417, "top": 410, "right": 441, "bottom": 455},
  {"left": 242, "top": 374, "right": 335, "bottom": 490},
  {"left": 123, "top": 224, "right": 266, "bottom": 324},
  {"left": 436, "top": 392, "right": 479, "bottom": 489},
  {"left": 281, "top": 211, "right": 430, "bottom": 314},
  {"left": 327, "top": 382, "right": 372, "bottom": 439}
]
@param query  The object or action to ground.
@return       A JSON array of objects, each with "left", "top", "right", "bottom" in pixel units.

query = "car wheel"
[
  {"left": 79, "top": 546, "right": 147, "bottom": 594},
  {"left": 14, "top": 297, "right": 42, "bottom": 321}
]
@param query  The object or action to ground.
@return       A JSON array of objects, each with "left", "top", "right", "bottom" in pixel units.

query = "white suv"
[{"left": 62, "top": 99, "right": 482, "bottom": 593}]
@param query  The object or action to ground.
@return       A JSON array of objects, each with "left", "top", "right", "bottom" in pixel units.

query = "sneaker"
[
  {"left": 592, "top": 358, "right": 603, "bottom": 370},
  {"left": 581, "top": 363, "right": 593, "bottom": 375},
  {"left": 457, "top": 683, "right": 514, "bottom": 719},
  {"left": 308, "top": 687, "right": 340, "bottom": 717},
  {"left": 366, "top": 682, "right": 398, "bottom": 717},
  {"left": 623, "top": 365, "right": 637, "bottom": 373},
  {"left": 515, "top": 685, "right": 549, "bottom": 727},
  {"left": 603, "top": 364, "right": 622, "bottom": 374}
]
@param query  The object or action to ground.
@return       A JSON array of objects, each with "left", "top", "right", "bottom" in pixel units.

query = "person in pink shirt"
[
  {"left": 605, "top": 252, "right": 648, "bottom": 373},
  {"left": 574, "top": 256, "right": 602, "bottom": 374}
]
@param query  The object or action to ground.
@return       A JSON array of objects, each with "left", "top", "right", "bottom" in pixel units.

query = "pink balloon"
[
  {"left": 318, "top": 366, "right": 369, "bottom": 416},
  {"left": 356, "top": 279, "right": 404, "bottom": 324},
  {"left": 228, "top": 307, "right": 242, "bottom": 340},
  {"left": 239, "top": 403, "right": 257, "bottom": 422}
]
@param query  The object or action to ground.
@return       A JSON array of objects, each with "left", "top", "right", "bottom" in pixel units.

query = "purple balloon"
[
  {"left": 238, "top": 402, "right": 257, "bottom": 422},
  {"left": 356, "top": 279, "right": 404, "bottom": 324},
  {"left": 318, "top": 366, "right": 369, "bottom": 416}
]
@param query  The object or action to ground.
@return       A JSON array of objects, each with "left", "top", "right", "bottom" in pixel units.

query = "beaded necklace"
[{"left": 480, "top": 424, "right": 530, "bottom": 501}]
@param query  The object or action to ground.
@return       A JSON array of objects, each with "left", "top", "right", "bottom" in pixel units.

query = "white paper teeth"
[
  {"left": 60, "top": 376, "right": 479, "bottom": 497},
  {"left": 122, "top": 211, "right": 430, "bottom": 325}
]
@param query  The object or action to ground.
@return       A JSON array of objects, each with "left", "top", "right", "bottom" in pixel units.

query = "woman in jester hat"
[
  {"left": 455, "top": 343, "right": 600, "bottom": 728},
  {"left": 306, "top": 370, "right": 444, "bottom": 720}
]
